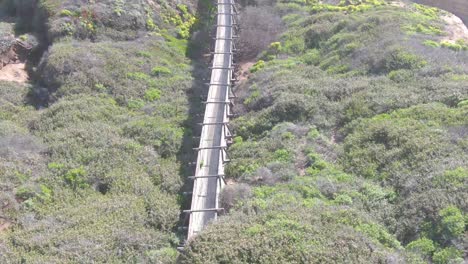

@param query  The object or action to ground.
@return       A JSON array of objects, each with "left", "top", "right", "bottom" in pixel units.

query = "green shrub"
[
  {"left": 301, "top": 49, "right": 321, "bottom": 65},
  {"left": 423, "top": 40, "right": 440, "bottom": 48},
  {"left": 273, "top": 149, "right": 291, "bottom": 162},
  {"left": 388, "top": 69, "right": 414, "bottom": 82},
  {"left": 250, "top": 60, "right": 266, "bottom": 73},
  {"left": 59, "top": 9, "right": 74, "bottom": 17},
  {"left": 183, "top": 201, "right": 404, "bottom": 263},
  {"left": 127, "top": 99, "right": 145, "bottom": 109},
  {"left": 144, "top": 88, "right": 162, "bottom": 101},
  {"left": 413, "top": 4, "right": 439, "bottom": 20},
  {"left": 406, "top": 238, "right": 436, "bottom": 259},
  {"left": 123, "top": 116, "right": 184, "bottom": 157},
  {"left": 441, "top": 41, "right": 468, "bottom": 52},
  {"left": 15, "top": 186, "right": 36, "bottom": 200},
  {"left": 432, "top": 247, "right": 463, "bottom": 264},
  {"left": 151, "top": 66, "right": 172, "bottom": 77},
  {"left": 2, "top": 193, "right": 179, "bottom": 263},
  {"left": 433, "top": 168, "right": 468, "bottom": 188},
  {"left": 266, "top": 42, "right": 282, "bottom": 58},
  {"left": 439, "top": 206, "right": 465, "bottom": 239},
  {"left": 64, "top": 167, "right": 88, "bottom": 191},
  {"left": 385, "top": 49, "right": 427, "bottom": 71}
]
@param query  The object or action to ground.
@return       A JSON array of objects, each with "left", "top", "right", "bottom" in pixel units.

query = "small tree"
[
  {"left": 64, "top": 167, "right": 88, "bottom": 191},
  {"left": 268, "top": 42, "right": 282, "bottom": 58}
]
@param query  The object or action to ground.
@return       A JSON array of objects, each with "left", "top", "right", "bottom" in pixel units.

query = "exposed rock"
[
  {"left": 0, "top": 22, "right": 17, "bottom": 69},
  {"left": 441, "top": 12, "right": 468, "bottom": 43}
]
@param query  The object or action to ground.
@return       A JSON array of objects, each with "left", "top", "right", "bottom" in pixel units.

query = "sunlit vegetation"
[
  {"left": 1, "top": 0, "right": 467, "bottom": 262},
  {"left": 183, "top": 0, "right": 468, "bottom": 263},
  {"left": 0, "top": 0, "right": 201, "bottom": 262}
]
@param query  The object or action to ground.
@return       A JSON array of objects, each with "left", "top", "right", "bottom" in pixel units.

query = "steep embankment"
[
  {"left": 0, "top": 0, "right": 206, "bottom": 262},
  {"left": 182, "top": 0, "right": 468, "bottom": 263},
  {"left": 414, "top": 0, "right": 468, "bottom": 25},
  {"left": 0, "top": 22, "right": 30, "bottom": 83}
]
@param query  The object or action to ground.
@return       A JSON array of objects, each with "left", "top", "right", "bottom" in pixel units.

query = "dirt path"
[{"left": 0, "top": 63, "right": 28, "bottom": 83}]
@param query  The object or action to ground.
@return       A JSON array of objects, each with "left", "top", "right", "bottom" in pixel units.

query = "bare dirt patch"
[
  {"left": 237, "top": 61, "right": 254, "bottom": 83},
  {"left": 0, "top": 218, "right": 12, "bottom": 232},
  {"left": 0, "top": 62, "right": 28, "bottom": 83},
  {"left": 390, "top": 1, "right": 405, "bottom": 8}
]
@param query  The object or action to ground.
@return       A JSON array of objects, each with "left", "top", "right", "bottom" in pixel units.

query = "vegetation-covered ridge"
[
  {"left": 0, "top": 0, "right": 211, "bottom": 262},
  {"left": 182, "top": 0, "right": 468, "bottom": 263}
]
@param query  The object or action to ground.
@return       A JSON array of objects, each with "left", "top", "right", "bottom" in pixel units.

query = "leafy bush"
[
  {"left": 432, "top": 247, "right": 463, "bottom": 264},
  {"left": 1, "top": 193, "right": 180, "bottom": 263},
  {"left": 38, "top": 38, "right": 192, "bottom": 104},
  {"left": 438, "top": 206, "right": 466, "bottom": 239},
  {"left": 144, "top": 88, "right": 162, "bottom": 101},
  {"left": 406, "top": 238, "right": 436, "bottom": 259},
  {"left": 151, "top": 66, "right": 172, "bottom": 77},
  {"left": 182, "top": 184, "right": 410, "bottom": 263},
  {"left": 384, "top": 48, "right": 427, "bottom": 72},
  {"left": 249, "top": 60, "right": 265, "bottom": 73}
]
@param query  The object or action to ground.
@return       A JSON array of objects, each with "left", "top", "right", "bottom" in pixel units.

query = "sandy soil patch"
[
  {"left": 0, "top": 62, "right": 28, "bottom": 83},
  {"left": 237, "top": 61, "right": 255, "bottom": 83},
  {"left": 441, "top": 13, "right": 468, "bottom": 43},
  {"left": 0, "top": 220, "right": 12, "bottom": 232}
]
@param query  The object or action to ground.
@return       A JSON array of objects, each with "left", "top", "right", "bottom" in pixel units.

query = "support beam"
[
  {"left": 213, "top": 37, "right": 239, "bottom": 41},
  {"left": 183, "top": 208, "right": 224, "bottom": 213},
  {"left": 197, "top": 122, "right": 229, "bottom": 125},
  {"left": 213, "top": 24, "right": 239, "bottom": 28},
  {"left": 206, "top": 82, "right": 232, "bottom": 86},
  {"left": 221, "top": 148, "right": 231, "bottom": 163},
  {"left": 188, "top": 174, "right": 225, "bottom": 179},
  {"left": 202, "top": 101, "right": 231, "bottom": 104},
  {"left": 210, "top": 51, "right": 234, "bottom": 55},
  {"left": 209, "top": 66, "right": 234, "bottom": 70},
  {"left": 193, "top": 146, "right": 227, "bottom": 151}
]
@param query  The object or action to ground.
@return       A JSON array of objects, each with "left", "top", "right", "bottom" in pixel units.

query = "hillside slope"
[
  {"left": 0, "top": 0, "right": 205, "bottom": 262},
  {"left": 182, "top": 0, "right": 468, "bottom": 263},
  {"left": 414, "top": 0, "right": 468, "bottom": 24},
  {"left": 1, "top": 0, "right": 467, "bottom": 263}
]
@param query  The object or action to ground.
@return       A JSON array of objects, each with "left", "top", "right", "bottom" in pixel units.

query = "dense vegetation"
[
  {"left": 0, "top": 0, "right": 207, "bottom": 262},
  {"left": 182, "top": 0, "right": 468, "bottom": 263},
  {"left": 1, "top": 0, "right": 467, "bottom": 263}
]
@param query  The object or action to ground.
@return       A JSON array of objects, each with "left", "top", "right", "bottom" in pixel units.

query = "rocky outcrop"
[
  {"left": 0, "top": 23, "right": 17, "bottom": 70},
  {"left": 0, "top": 23, "right": 34, "bottom": 71}
]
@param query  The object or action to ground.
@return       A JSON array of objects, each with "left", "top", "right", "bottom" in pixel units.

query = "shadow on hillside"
[
  {"left": 0, "top": 3, "right": 52, "bottom": 108},
  {"left": 175, "top": 0, "right": 216, "bottom": 244}
]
